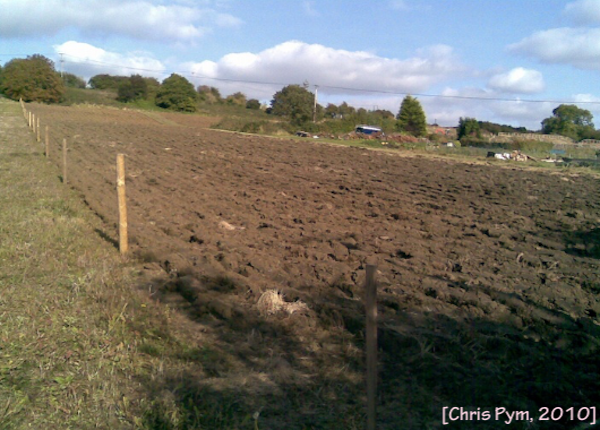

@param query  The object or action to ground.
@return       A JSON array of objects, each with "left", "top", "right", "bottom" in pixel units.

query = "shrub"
[
  {"left": 155, "top": 74, "right": 197, "bottom": 112},
  {"left": 117, "top": 75, "right": 148, "bottom": 103},
  {"left": 246, "top": 99, "right": 261, "bottom": 110}
]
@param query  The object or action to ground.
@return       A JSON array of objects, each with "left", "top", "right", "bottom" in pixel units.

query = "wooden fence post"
[
  {"left": 117, "top": 154, "right": 128, "bottom": 255},
  {"left": 45, "top": 126, "right": 49, "bottom": 158},
  {"left": 28, "top": 111, "right": 32, "bottom": 129},
  {"left": 62, "top": 138, "right": 68, "bottom": 184},
  {"left": 32, "top": 113, "right": 36, "bottom": 134},
  {"left": 36, "top": 117, "right": 40, "bottom": 142},
  {"left": 365, "top": 264, "right": 378, "bottom": 430}
]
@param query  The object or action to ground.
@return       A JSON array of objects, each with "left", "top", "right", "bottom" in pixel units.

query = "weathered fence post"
[
  {"left": 32, "top": 113, "right": 36, "bottom": 134},
  {"left": 117, "top": 154, "right": 128, "bottom": 255},
  {"left": 365, "top": 264, "right": 378, "bottom": 430},
  {"left": 28, "top": 111, "right": 32, "bottom": 129},
  {"left": 36, "top": 117, "right": 40, "bottom": 142},
  {"left": 62, "top": 138, "right": 68, "bottom": 184},
  {"left": 45, "top": 126, "right": 49, "bottom": 158}
]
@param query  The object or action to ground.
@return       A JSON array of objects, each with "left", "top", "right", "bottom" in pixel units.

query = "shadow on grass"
[
  {"left": 94, "top": 228, "right": 119, "bottom": 249},
  {"left": 133, "top": 268, "right": 600, "bottom": 430}
]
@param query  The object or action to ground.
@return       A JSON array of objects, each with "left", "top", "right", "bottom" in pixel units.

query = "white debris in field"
[
  {"left": 495, "top": 153, "right": 512, "bottom": 160},
  {"left": 219, "top": 220, "right": 244, "bottom": 231},
  {"left": 257, "top": 290, "right": 309, "bottom": 316}
]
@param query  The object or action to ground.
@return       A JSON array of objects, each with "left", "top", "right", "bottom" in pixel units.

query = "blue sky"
[{"left": 1, "top": 0, "right": 599, "bottom": 129}]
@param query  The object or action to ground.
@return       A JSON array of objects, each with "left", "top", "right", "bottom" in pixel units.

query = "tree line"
[
  {"left": 457, "top": 103, "right": 600, "bottom": 142},
  {"left": 1, "top": 54, "right": 599, "bottom": 142}
]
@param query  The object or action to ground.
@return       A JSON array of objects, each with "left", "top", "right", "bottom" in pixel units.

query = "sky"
[{"left": 1, "top": 0, "right": 600, "bottom": 130}]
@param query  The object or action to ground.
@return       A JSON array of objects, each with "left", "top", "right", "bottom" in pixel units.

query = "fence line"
[
  {"left": 20, "top": 101, "right": 130, "bottom": 256},
  {"left": 16, "top": 101, "right": 387, "bottom": 429}
]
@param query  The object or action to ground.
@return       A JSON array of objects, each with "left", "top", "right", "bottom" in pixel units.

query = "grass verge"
[{"left": 0, "top": 98, "right": 220, "bottom": 429}]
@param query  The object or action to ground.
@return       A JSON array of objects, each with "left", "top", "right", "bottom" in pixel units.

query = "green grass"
[
  {"left": 0, "top": 98, "right": 143, "bottom": 429},
  {"left": 62, "top": 87, "right": 122, "bottom": 107},
  {"left": 0, "top": 97, "right": 236, "bottom": 429}
]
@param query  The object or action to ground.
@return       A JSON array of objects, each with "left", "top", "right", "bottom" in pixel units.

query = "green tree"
[
  {"left": 117, "top": 74, "right": 148, "bottom": 102},
  {"left": 457, "top": 117, "right": 481, "bottom": 140},
  {"left": 338, "top": 102, "right": 356, "bottom": 118},
  {"left": 270, "top": 84, "right": 319, "bottom": 126},
  {"left": 225, "top": 91, "right": 247, "bottom": 106},
  {"left": 155, "top": 73, "right": 197, "bottom": 112},
  {"left": 324, "top": 103, "right": 338, "bottom": 118},
  {"left": 396, "top": 95, "right": 427, "bottom": 136},
  {"left": 143, "top": 77, "right": 160, "bottom": 99},
  {"left": 197, "top": 85, "right": 222, "bottom": 104},
  {"left": 0, "top": 55, "right": 65, "bottom": 103},
  {"left": 88, "top": 74, "right": 128, "bottom": 90},
  {"left": 541, "top": 104, "right": 595, "bottom": 141},
  {"left": 63, "top": 72, "right": 86, "bottom": 89},
  {"left": 246, "top": 98, "right": 261, "bottom": 110}
]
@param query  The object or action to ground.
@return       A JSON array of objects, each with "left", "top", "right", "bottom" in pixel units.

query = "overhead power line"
[{"left": 9, "top": 52, "right": 600, "bottom": 106}]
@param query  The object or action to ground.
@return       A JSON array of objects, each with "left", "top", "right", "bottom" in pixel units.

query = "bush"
[
  {"left": 212, "top": 117, "right": 288, "bottom": 135},
  {"left": 246, "top": 99, "right": 261, "bottom": 110},
  {"left": 117, "top": 75, "right": 148, "bottom": 103},
  {"left": 89, "top": 74, "right": 128, "bottom": 90},
  {"left": 155, "top": 74, "right": 197, "bottom": 112},
  {"left": 63, "top": 72, "right": 86, "bottom": 89}
]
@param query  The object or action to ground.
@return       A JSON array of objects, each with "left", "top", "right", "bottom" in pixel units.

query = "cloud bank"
[
  {"left": 509, "top": 0, "right": 600, "bottom": 70},
  {"left": 510, "top": 28, "right": 600, "bottom": 70},
  {"left": 54, "top": 41, "right": 166, "bottom": 79},
  {"left": 0, "top": 0, "right": 241, "bottom": 42},
  {"left": 186, "top": 40, "right": 468, "bottom": 99}
]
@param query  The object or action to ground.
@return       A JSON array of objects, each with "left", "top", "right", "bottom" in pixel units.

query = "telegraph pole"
[{"left": 59, "top": 53, "right": 64, "bottom": 78}]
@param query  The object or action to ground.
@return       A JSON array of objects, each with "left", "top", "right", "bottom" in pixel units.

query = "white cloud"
[
  {"left": 185, "top": 40, "right": 468, "bottom": 100},
  {"left": 487, "top": 67, "right": 545, "bottom": 94},
  {"left": 564, "top": 0, "right": 600, "bottom": 25},
  {"left": 0, "top": 0, "right": 241, "bottom": 42},
  {"left": 509, "top": 27, "right": 600, "bottom": 70},
  {"left": 54, "top": 41, "right": 166, "bottom": 80}
]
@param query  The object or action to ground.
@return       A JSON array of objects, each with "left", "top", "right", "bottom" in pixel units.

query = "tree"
[
  {"left": 88, "top": 74, "right": 128, "bottom": 90},
  {"left": 155, "top": 73, "right": 197, "bottom": 112},
  {"left": 457, "top": 117, "right": 481, "bottom": 140},
  {"left": 541, "top": 104, "right": 595, "bottom": 141},
  {"left": 143, "top": 77, "right": 160, "bottom": 99},
  {"left": 338, "top": 102, "right": 356, "bottom": 118},
  {"left": 197, "top": 85, "right": 222, "bottom": 104},
  {"left": 63, "top": 72, "right": 86, "bottom": 89},
  {"left": 0, "top": 55, "right": 64, "bottom": 103},
  {"left": 478, "top": 120, "right": 527, "bottom": 134},
  {"left": 225, "top": 91, "right": 247, "bottom": 106},
  {"left": 246, "top": 99, "right": 261, "bottom": 110},
  {"left": 270, "top": 84, "right": 318, "bottom": 126},
  {"left": 396, "top": 95, "right": 427, "bottom": 136},
  {"left": 117, "top": 75, "right": 148, "bottom": 102}
]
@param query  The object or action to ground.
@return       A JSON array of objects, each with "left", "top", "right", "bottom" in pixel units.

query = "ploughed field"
[{"left": 30, "top": 103, "right": 600, "bottom": 429}]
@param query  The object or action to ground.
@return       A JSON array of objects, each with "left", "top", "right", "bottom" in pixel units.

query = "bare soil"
[{"left": 29, "top": 103, "right": 600, "bottom": 429}]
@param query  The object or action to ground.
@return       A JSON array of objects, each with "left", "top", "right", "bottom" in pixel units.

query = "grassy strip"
[{"left": 0, "top": 98, "right": 207, "bottom": 429}]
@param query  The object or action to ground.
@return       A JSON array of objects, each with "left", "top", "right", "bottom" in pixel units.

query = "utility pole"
[
  {"left": 59, "top": 53, "right": 64, "bottom": 78},
  {"left": 313, "top": 85, "right": 319, "bottom": 123}
]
